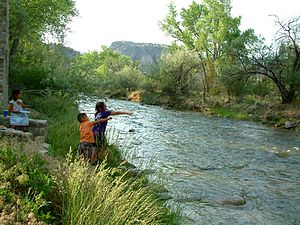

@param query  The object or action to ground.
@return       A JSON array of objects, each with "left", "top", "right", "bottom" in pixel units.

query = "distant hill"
[
  {"left": 62, "top": 45, "right": 81, "bottom": 59},
  {"left": 49, "top": 43, "right": 80, "bottom": 59},
  {"left": 110, "top": 41, "right": 168, "bottom": 65}
]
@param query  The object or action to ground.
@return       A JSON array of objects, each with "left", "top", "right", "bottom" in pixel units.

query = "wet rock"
[
  {"left": 219, "top": 198, "right": 246, "bottom": 206},
  {"left": 229, "top": 164, "right": 247, "bottom": 169},
  {"left": 284, "top": 121, "right": 298, "bottom": 129},
  {"left": 275, "top": 150, "right": 290, "bottom": 158},
  {"left": 199, "top": 165, "right": 218, "bottom": 170},
  {"left": 157, "top": 192, "right": 172, "bottom": 200},
  {"left": 126, "top": 168, "right": 141, "bottom": 177},
  {"left": 140, "top": 169, "right": 155, "bottom": 174}
]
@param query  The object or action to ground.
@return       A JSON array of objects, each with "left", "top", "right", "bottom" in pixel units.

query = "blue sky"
[{"left": 66, "top": 0, "right": 300, "bottom": 52}]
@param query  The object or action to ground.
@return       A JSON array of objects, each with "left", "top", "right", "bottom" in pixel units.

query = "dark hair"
[
  {"left": 77, "top": 113, "right": 87, "bottom": 122},
  {"left": 95, "top": 102, "right": 106, "bottom": 116},
  {"left": 9, "top": 89, "right": 21, "bottom": 101}
]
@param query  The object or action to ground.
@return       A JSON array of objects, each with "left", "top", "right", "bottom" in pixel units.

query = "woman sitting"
[{"left": 8, "top": 89, "right": 29, "bottom": 131}]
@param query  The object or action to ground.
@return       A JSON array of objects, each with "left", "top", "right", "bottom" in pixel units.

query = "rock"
[
  {"left": 157, "top": 192, "right": 172, "bottom": 200},
  {"left": 128, "top": 91, "right": 141, "bottom": 102},
  {"left": 284, "top": 121, "right": 298, "bottom": 129},
  {"left": 219, "top": 198, "right": 246, "bottom": 206},
  {"left": 199, "top": 165, "right": 218, "bottom": 170},
  {"left": 41, "top": 143, "right": 51, "bottom": 154},
  {"left": 126, "top": 168, "right": 141, "bottom": 177},
  {"left": 275, "top": 150, "right": 290, "bottom": 158},
  {"left": 128, "top": 129, "right": 135, "bottom": 133}
]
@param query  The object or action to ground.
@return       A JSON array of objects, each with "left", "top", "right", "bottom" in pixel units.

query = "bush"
[{"left": 0, "top": 147, "right": 58, "bottom": 224}]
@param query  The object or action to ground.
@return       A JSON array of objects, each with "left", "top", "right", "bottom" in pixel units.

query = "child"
[
  {"left": 8, "top": 89, "right": 29, "bottom": 131},
  {"left": 77, "top": 113, "right": 112, "bottom": 164},
  {"left": 93, "top": 101, "right": 132, "bottom": 149}
]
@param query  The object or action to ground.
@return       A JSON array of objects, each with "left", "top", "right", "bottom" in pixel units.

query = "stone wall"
[
  {"left": 0, "top": 0, "right": 9, "bottom": 110},
  {"left": 0, "top": 116, "right": 48, "bottom": 150}
]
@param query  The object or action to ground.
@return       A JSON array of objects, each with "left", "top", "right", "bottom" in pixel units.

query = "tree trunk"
[
  {"left": 9, "top": 37, "right": 20, "bottom": 65},
  {"left": 278, "top": 85, "right": 295, "bottom": 104},
  {"left": 281, "top": 89, "right": 295, "bottom": 104}
]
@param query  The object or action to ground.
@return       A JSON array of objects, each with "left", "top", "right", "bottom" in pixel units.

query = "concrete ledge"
[
  {"left": 0, "top": 115, "right": 49, "bottom": 154},
  {"left": 0, "top": 128, "right": 34, "bottom": 141},
  {"left": 0, "top": 115, "right": 47, "bottom": 138},
  {"left": 1, "top": 115, "right": 48, "bottom": 145}
]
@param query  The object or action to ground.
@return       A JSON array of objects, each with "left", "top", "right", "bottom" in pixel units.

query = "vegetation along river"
[{"left": 80, "top": 97, "right": 300, "bottom": 225}]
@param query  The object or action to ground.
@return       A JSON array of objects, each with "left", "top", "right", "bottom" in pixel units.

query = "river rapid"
[{"left": 79, "top": 97, "right": 300, "bottom": 225}]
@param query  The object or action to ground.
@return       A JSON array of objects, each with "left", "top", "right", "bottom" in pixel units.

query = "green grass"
[
  {"left": 210, "top": 106, "right": 249, "bottom": 120},
  {"left": 59, "top": 155, "right": 180, "bottom": 225},
  {"left": 0, "top": 146, "right": 180, "bottom": 225},
  {"left": 25, "top": 93, "right": 80, "bottom": 157}
]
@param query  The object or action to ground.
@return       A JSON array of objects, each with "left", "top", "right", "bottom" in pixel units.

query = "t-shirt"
[
  {"left": 92, "top": 110, "right": 112, "bottom": 135},
  {"left": 79, "top": 121, "right": 95, "bottom": 143}
]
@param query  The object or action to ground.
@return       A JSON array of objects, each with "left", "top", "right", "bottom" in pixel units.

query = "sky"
[{"left": 65, "top": 0, "right": 300, "bottom": 52}]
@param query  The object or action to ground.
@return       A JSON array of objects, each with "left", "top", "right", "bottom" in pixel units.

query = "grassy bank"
[
  {"left": 24, "top": 92, "right": 79, "bottom": 157},
  {"left": 140, "top": 92, "right": 300, "bottom": 130},
  {"left": 0, "top": 93, "right": 180, "bottom": 224},
  {"left": 0, "top": 147, "right": 179, "bottom": 224}
]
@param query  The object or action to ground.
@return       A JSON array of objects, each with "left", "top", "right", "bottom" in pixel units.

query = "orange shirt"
[{"left": 79, "top": 121, "right": 95, "bottom": 143}]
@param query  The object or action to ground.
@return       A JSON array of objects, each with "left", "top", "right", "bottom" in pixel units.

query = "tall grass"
[
  {"left": 59, "top": 155, "right": 179, "bottom": 225},
  {"left": 25, "top": 92, "right": 80, "bottom": 156}
]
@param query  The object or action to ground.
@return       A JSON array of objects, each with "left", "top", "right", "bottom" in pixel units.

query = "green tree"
[
  {"left": 160, "top": 48, "right": 200, "bottom": 98},
  {"left": 160, "top": 0, "right": 252, "bottom": 101},
  {"left": 106, "top": 65, "right": 142, "bottom": 97},
  {"left": 9, "top": 0, "right": 77, "bottom": 62},
  {"left": 228, "top": 16, "right": 300, "bottom": 103},
  {"left": 10, "top": 42, "right": 80, "bottom": 91},
  {"left": 71, "top": 47, "right": 141, "bottom": 96},
  {"left": 218, "top": 29, "right": 257, "bottom": 99}
]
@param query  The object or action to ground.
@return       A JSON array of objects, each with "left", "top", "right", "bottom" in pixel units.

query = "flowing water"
[{"left": 80, "top": 97, "right": 300, "bottom": 225}]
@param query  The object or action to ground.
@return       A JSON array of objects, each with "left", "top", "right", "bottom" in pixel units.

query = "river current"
[{"left": 79, "top": 97, "right": 300, "bottom": 225}]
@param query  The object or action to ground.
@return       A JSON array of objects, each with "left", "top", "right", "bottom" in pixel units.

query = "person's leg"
[
  {"left": 90, "top": 144, "right": 99, "bottom": 165},
  {"left": 78, "top": 142, "right": 92, "bottom": 163},
  {"left": 98, "top": 148, "right": 107, "bottom": 161}
]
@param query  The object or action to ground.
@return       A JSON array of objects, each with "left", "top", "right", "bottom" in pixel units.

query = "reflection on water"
[{"left": 80, "top": 98, "right": 300, "bottom": 225}]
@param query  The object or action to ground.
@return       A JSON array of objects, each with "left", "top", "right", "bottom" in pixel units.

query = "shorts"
[{"left": 77, "top": 142, "right": 99, "bottom": 164}]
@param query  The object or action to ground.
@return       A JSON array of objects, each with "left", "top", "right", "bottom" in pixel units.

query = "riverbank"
[
  {"left": 0, "top": 93, "right": 180, "bottom": 225},
  {"left": 134, "top": 91, "right": 300, "bottom": 131}
]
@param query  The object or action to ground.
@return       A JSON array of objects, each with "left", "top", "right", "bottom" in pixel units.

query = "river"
[{"left": 79, "top": 97, "right": 300, "bottom": 225}]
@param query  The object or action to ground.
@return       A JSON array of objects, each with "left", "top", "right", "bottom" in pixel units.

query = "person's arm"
[
  {"left": 91, "top": 117, "right": 112, "bottom": 125},
  {"left": 8, "top": 103, "right": 20, "bottom": 113},
  {"left": 17, "top": 100, "right": 26, "bottom": 109},
  {"left": 110, "top": 111, "right": 133, "bottom": 116}
]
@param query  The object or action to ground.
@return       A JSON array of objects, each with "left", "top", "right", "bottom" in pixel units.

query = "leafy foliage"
[
  {"left": 9, "top": 0, "right": 77, "bottom": 57},
  {"left": 0, "top": 147, "right": 57, "bottom": 223},
  {"left": 160, "top": 0, "right": 253, "bottom": 99},
  {"left": 71, "top": 47, "right": 142, "bottom": 97}
]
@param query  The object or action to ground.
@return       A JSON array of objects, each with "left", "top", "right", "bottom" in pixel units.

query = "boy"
[
  {"left": 77, "top": 113, "right": 112, "bottom": 164},
  {"left": 93, "top": 101, "right": 132, "bottom": 149}
]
